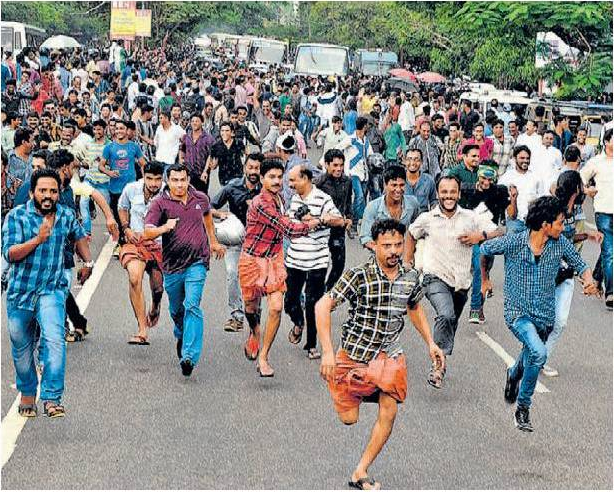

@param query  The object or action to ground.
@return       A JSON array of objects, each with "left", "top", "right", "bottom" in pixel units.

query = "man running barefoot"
[
  {"left": 316, "top": 219, "right": 445, "bottom": 490},
  {"left": 238, "top": 159, "right": 320, "bottom": 377},
  {"left": 118, "top": 161, "right": 165, "bottom": 345}
]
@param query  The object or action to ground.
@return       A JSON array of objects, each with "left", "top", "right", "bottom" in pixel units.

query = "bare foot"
[{"left": 256, "top": 358, "right": 274, "bottom": 377}]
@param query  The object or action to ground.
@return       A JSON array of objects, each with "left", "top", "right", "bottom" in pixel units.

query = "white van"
[{"left": 1, "top": 22, "right": 46, "bottom": 55}]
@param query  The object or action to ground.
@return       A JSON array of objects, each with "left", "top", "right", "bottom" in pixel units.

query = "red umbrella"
[
  {"left": 417, "top": 71, "right": 446, "bottom": 84},
  {"left": 388, "top": 68, "right": 417, "bottom": 81}
]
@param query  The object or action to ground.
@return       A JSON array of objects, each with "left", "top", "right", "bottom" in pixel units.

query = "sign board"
[
  {"left": 135, "top": 9, "right": 152, "bottom": 38},
  {"left": 110, "top": 0, "right": 136, "bottom": 41}
]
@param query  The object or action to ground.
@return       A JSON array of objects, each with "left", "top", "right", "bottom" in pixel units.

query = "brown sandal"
[
  {"left": 43, "top": 401, "right": 65, "bottom": 418},
  {"left": 288, "top": 325, "right": 303, "bottom": 345},
  {"left": 427, "top": 365, "right": 445, "bottom": 389}
]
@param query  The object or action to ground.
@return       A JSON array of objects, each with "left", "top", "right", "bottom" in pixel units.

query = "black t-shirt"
[
  {"left": 210, "top": 139, "right": 245, "bottom": 185},
  {"left": 432, "top": 126, "right": 449, "bottom": 142}
]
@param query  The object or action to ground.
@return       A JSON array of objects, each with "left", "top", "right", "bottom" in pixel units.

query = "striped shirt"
[
  {"left": 84, "top": 139, "right": 110, "bottom": 184},
  {"left": 2, "top": 201, "right": 86, "bottom": 310},
  {"left": 329, "top": 258, "right": 423, "bottom": 363},
  {"left": 481, "top": 231, "right": 587, "bottom": 328},
  {"left": 409, "top": 206, "right": 498, "bottom": 290},
  {"left": 286, "top": 187, "right": 340, "bottom": 271}
]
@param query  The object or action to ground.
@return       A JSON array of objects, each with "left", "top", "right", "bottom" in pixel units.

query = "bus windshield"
[
  {"left": 294, "top": 45, "right": 348, "bottom": 76},
  {"left": 252, "top": 45, "right": 285, "bottom": 65},
  {"left": 1, "top": 27, "right": 13, "bottom": 51}
]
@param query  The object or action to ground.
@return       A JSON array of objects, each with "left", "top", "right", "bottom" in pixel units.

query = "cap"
[
  {"left": 276, "top": 131, "right": 296, "bottom": 151},
  {"left": 478, "top": 164, "right": 497, "bottom": 181}
]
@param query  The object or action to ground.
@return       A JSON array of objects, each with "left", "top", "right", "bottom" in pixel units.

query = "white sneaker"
[{"left": 541, "top": 365, "right": 559, "bottom": 377}]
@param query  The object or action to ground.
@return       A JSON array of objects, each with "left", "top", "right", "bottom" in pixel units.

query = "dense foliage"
[{"left": 2, "top": 1, "right": 611, "bottom": 99}]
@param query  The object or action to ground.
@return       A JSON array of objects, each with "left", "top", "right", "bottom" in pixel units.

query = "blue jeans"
[
  {"left": 545, "top": 278, "right": 574, "bottom": 359},
  {"left": 7, "top": 291, "right": 67, "bottom": 403},
  {"left": 595, "top": 212, "right": 612, "bottom": 296},
  {"left": 298, "top": 113, "right": 313, "bottom": 141},
  {"left": 163, "top": 262, "right": 207, "bottom": 366},
  {"left": 506, "top": 218, "right": 526, "bottom": 235},
  {"left": 351, "top": 176, "right": 368, "bottom": 225},
  {"left": 79, "top": 180, "right": 110, "bottom": 235},
  {"left": 470, "top": 244, "right": 482, "bottom": 310},
  {"left": 224, "top": 245, "right": 244, "bottom": 322},
  {"left": 509, "top": 316, "right": 550, "bottom": 409}
]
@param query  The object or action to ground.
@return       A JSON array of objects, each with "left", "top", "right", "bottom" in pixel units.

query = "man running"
[
  {"left": 238, "top": 159, "right": 320, "bottom": 377},
  {"left": 118, "top": 161, "right": 165, "bottom": 345},
  {"left": 480, "top": 196, "right": 599, "bottom": 432},
  {"left": 316, "top": 218, "right": 445, "bottom": 490},
  {"left": 144, "top": 164, "right": 225, "bottom": 377}
]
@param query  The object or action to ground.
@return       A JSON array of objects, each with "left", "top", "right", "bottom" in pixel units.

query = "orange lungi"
[{"left": 238, "top": 252, "right": 287, "bottom": 302}]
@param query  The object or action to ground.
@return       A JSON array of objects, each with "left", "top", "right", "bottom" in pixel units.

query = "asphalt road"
[{"left": 1, "top": 151, "right": 612, "bottom": 489}]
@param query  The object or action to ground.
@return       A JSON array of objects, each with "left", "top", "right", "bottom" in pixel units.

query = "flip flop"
[
  {"left": 256, "top": 362, "right": 274, "bottom": 378},
  {"left": 128, "top": 335, "right": 150, "bottom": 345},
  {"left": 348, "top": 476, "right": 381, "bottom": 490}
]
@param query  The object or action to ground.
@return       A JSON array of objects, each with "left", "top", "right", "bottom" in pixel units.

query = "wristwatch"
[{"left": 82, "top": 261, "right": 95, "bottom": 268}]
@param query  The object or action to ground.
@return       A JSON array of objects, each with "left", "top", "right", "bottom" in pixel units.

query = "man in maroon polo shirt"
[{"left": 144, "top": 164, "right": 225, "bottom": 377}]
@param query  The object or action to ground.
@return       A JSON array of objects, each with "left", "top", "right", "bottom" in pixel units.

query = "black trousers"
[
  {"left": 109, "top": 192, "right": 125, "bottom": 244},
  {"left": 66, "top": 291, "right": 87, "bottom": 331},
  {"left": 190, "top": 173, "right": 209, "bottom": 196},
  {"left": 326, "top": 235, "right": 346, "bottom": 291},
  {"left": 284, "top": 267, "right": 327, "bottom": 350}
]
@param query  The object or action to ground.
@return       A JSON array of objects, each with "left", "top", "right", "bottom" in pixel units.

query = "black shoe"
[
  {"left": 504, "top": 367, "right": 520, "bottom": 404},
  {"left": 180, "top": 359, "right": 194, "bottom": 377},
  {"left": 176, "top": 338, "right": 183, "bottom": 359},
  {"left": 514, "top": 406, "right": 534, "bottom": 432}
]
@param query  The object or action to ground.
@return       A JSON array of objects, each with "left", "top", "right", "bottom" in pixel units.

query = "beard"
[
  {"left": 34, "top": 197, "right": 57, "bottom": 215},
  {"left": 246, "top": 174, "right": 260, "bottom": 184}
]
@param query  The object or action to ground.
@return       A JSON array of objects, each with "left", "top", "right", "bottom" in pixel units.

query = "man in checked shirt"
[
  {"left": 316, "top": 219, "right": 445, "bottom": 490},
  {"left": 238, "top": 159, "right": 323, "bottom": 378}
]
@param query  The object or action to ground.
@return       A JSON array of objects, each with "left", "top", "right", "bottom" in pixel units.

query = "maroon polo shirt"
[{"left": 145, "top": 186, "right": 211, "bottom": 274}]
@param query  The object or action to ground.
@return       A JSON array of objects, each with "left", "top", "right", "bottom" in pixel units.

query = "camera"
[{"left": 294, "top": 204, "right": 311, "bottom": 221}]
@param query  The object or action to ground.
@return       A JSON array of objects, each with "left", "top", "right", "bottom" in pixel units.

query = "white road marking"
[
  {"left": 1, "top": 238, "right": 114, "bottom": 469},
  {"left": 475, "top": 331, "right": 550, "bottom": 394}
]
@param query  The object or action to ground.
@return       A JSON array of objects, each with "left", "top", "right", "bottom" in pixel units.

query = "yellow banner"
[
  {"left": 135, "top": 9, "right": 152, "bottom": 38},
  {"left": 110, "top": 0, "right": 136, "bottom": 41}
]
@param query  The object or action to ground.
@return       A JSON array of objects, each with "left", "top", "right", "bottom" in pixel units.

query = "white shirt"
[
  {"left": 516, "top": 132, "right": 542, "bottom": 157},
  {"left": 318, "top": 127, "right": 348, "bottom": 165},
  {"left": 336, "top": 133, "right": 373, "bottom": 182},
  {"left": 127, "top": 82, "right": 140, "bottom": 110},
  {"left": 531, "top": 144, "right": 562, "bottom": 192},
  {"left": 499, "top": 167, "right": 543, "bottom": 221},
  {"left": 71, "top": 68, "right": 89, "bottom": 92},
  {"left": 154, "top": 123, "right": 186, "bottom": 165},
  {"left": 398, "top": 101, "right": 415, "bottom": 132},
  {"left": 580, "top": 152, "right": 613, "bottom": 214}
]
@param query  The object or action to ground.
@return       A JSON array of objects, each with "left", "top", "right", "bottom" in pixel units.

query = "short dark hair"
[
  {"left": 543, "top": 129, "right": 556, "bottom": 138},
  {"left": 190, "top": 113, "right": 204, "bottom": 122},
  {"left": 371, "top": 218, "right": 406, "bottom": 241},
  {"left": 436, "top": 174, "right": 461, "bottom": 191},
  {"left": 31, "top": 149, "right": 49, "bottom": 163},
  {"left": 449, "top": 121, "right": 460, "bottom": 130},
  {"left": 219, "top": 120, "right": 232, "bottom": 131},
  {"left": 525, "top": 196, "right": 565, "bottom": 231},
  {"left": 462, "top": 143, "right": 480, "bottom": 155},
  {"left": 432, "top": 114, "right": 444, "bottom": 122},
  {"left": 14, "top": 127, "right": 34, "bottom": 147},
  {"left": 26, "top": 111, "right": 39, "bottom": 120},
  {"left": 331, "top": 115, "right": 342, "bottom": 124},
  {"left": 493, "top": 119, "right": 505, "bottom": 127},
  {"left": 30, "top": 168, "right": 61, "bottom": 193},
  {"left": 48, "top": 148, "right": 74, "bottom": 169},
  {"left": 324, "top": 149, "right": 344, "bottom": 164},
  {"left": 406, "top": 147, "right": 423, "bottom": 159},
  {"left": 92, "top": 119, "right": 107, "bottom": 129},
  {"left": 513, "top": 145, "right": 531, "bottom": 158},
  {"left": 604, "top": 128, "right": 612, "bottom": 143},
  {"left": 260, "top": 159, "right": 285, "bottom": 177},
  {"left": 166, "top": 163, "right": 189, "bottom": 178},
  {"left": 555, "top": 170, "right": 583, "bottom": 207},
  {"left": 563, "top": 145, "right": 581, "bottom": 163},
  {"left": 246, "top": 152, "right": 265, "bottom": 164},
  {"left": 383, "top": 165, "right": 406, "bottom": 184},
  {"left": 125, "top": 121, "right": 136, "bottom": 132},
  {"left": 356, "top": 116, "right": 369, "bottom": 131},
  {"left": 143, "top": 161, "right": 165, "bottom": 176}
]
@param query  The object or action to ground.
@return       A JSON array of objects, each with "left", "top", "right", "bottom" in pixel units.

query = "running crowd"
[{"left": 2, "top": 41, "right": 612, "bottom": 490}]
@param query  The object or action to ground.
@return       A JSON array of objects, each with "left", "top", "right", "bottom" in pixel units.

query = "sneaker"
[
  {"left": 180, "top": 359, "right": 194, "bottom": 377},
  {"left": 468, "top": 309, "right": 483, "bottom": 324},
  {"left": 504, "top": 367, "right": 520, "bottom": 404},
  {"left": 606, "top": 294, "right": 613, "bottom": 311},
  {"left": 541, "top": 364, "right": 559, "bottom": 377},
  {"left": 514, "top": 406, "right": 534, "bottom": 432},
  {"left": 223, "top": 318, "right": 243, "bottom": 332}
]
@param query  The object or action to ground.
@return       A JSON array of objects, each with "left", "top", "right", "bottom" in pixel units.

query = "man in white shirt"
[
  {"left": 127, "top": 75, "right": 140, "bottom": 111},
  {"left": 316, "top": 115, "right": 347, "bottom": 166},
  {"left": 515, "top": 120, "right": 542, "bottom": 157},
  {"left": 154, "top": 111, "right": 186, "bottom": 167},
  {"left": 398, "top": 92, "right": 416, "bottom": 142},
  {"left": 499, "top": 145, "right": 543, "bottom": 233},
  {"left": 531, "top": 130, "right": 563, "bottom": 192}
]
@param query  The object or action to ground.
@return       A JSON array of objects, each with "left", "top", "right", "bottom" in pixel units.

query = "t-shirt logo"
[{"left": 195, "top": 204, "right": 202, "bottom": 210}]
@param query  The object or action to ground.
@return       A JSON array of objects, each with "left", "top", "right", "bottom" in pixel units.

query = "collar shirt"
[
  {"left": 154, "top": 123, "right": 186, "bottom": 165},
  {"left": 118, "top": 179, "right": 163, "bottom": 234},
  {"left": 329, "top": 258, "right": 423, "bottom": 363},
  {"left": 408, "top": 135, "right": 441, "bottom": 178},
  {"left": 360, "top": 194, "right": 420, "bottom": 246},
  {"left": 490, "top": 134, "right": 515, "bottom": 176},
  {"left": 318, "top": 127, "right": 348, "bottom": 164},
  {"left": 480, "top": 231, "right": 587, "bottom": 328},
  {"left": 580, "top": 152, "right": 613, "bottom": 214},
  {"left": 181, "top": 130, "right": 216, "bottom": 177},
  {"left": 409, "top": 206, "right": 497, "bottom": 290},
  {"left": 337, "top": 133, "right": 373, "bottom": 182},
  {"left": 499, "top": 167, "right": 544, "bottom": 221},
  {"left": 404, "top": 173, "right": 438, "bottom": 213},
  {"left": 211, "top": 176, "right": 261, "bottom": 225},
  {"left": 2, "top": 201, "right": 85, "bottom": 310}
]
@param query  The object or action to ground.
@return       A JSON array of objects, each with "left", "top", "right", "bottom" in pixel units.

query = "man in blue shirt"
[
  {"left": 98, "top": 120, "right": 146, "bottom": 251},
  {"left": 403, "top": 148, "right": 437, "bottom": 214},
  {"left": 480, "top": 196, "right": 599, "bottom": 432},
  {"left": 3, "top": 168, "right": 93, "bottom": 418}
]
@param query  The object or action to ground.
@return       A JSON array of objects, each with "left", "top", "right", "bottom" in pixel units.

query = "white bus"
[
  {"left": 293, "top": 43, "right": 350, "bottom": 77},
  {"left": 1, "top": 22, "right": 46, "bottom": 55},
  {"left": 249, "top": 37, "right": 288, "bottom": 66}
]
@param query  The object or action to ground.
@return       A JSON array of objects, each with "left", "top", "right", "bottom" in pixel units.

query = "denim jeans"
[
  {"left": 423, "top": 274, "right": 468, "bottom": 355},
  {"left": 509, "top": 316, "right": 550, "bottom": 409},
  {"left": 224, "top": 244, "right": 244, "bottom": 322},
  {"left": 163, "top": 262, "right": 207, "bottom": 366},
  {"left": 595, "top": 212, "right": 613, "bottom": 296},
  {"left": 506, "top": 218, "right": 526, "bottom": 235},
  {"left": 298, "top": 113, "right": 313, "bottom": 141},
  {"left": 470, "top": 244, "right": 482, "bottom": 310},
  {"left": 79, "top": 180, "right": 110, "bottom": 236},
  {"left": 545, "top": 278, "right": 574, "bottom": 359},
  {"left": 351, "top": 176, "right": 368, "bottom": 225},
  {"left": 7, "top": 290, "right": 67, "bottom": 403}
]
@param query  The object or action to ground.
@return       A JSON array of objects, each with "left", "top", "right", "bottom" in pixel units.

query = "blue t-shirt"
[{"left": 102, "top": 141, "right": 143, "bottom": 194}]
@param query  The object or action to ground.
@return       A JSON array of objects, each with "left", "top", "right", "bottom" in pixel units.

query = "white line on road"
[
  {"left": 1, "top": 238, "right": 114, "bottom": 469},
  {"left": 475, "top": 330, "right": 550, "bottom": 394}
]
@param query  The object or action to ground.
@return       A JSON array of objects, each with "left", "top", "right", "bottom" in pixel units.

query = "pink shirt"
[{"left": 457, "top": 137, "right": 494, "bottom": 161}]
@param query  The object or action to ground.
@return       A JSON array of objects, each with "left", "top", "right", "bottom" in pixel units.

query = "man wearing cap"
[
  {"left": 276, "top": 131, "right": 321, "bottom": 207},
  {"left": 460, "top": 162, "right": 511, "bottom": 324}
]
